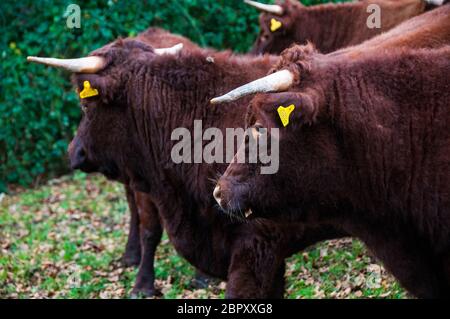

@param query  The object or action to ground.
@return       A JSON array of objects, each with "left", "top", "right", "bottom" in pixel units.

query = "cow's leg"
[
  {"left": 131, "top": 192, "right": 163, "bottom": 298},
  {"left": 358, "top": 227, "right": 445, "bottom": 298},
  {"left": 122, "top": 185, "right": 141, "bottom": 267},
  {"left": 268, "top": 263, "right": 286, "bottom": 298},
  {"left": 225, "top": 244, "right": 286, "bottom": 299},
  {"left": 192, "top": 269, "right": 220, "bottom": 289},
  {"left": 375, "top": 247, "right": 442, "bottom": 298},
  {"left": 224, "top": 223, "right": 346, "bottom": 298},
  {"left": 439, "top": 250, "right": 450, "bottom": 298}
]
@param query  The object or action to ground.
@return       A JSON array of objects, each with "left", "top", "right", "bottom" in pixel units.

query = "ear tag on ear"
[
  {"left": 277, "top": 104, "right": 295, "bottom": 127},
  {"left": 79, "top": 80, "right": 99, "bottom": 99},
  {"left": 270, "top": 18, "right": 282, "bottom": 32}
]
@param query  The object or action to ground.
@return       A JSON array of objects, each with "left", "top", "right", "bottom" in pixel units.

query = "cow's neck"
[{"left": 144, "top": 53, "right": 275, "bottom": 201}]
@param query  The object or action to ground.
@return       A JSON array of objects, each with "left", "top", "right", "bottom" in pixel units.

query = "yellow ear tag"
[
  {"left": 79, "top": 81, "right": 99, "bottom": 99},
  {"left": 270, "top": 18, "right": 282, "bottom": 32},
  {"left": 277, "top": 104, "right": 295, "bottom": 127}
]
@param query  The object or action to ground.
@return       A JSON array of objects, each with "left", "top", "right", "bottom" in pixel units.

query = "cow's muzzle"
[{"left": 213, "top": 181, "right": 253, "bottom": 219}]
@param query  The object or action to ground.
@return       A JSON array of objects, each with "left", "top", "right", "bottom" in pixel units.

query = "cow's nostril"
[
  {"left": 213, "top": 185, "right": 222, "bottom": 206},
  {"left": 71, "top": 147, "right": 87, "bottom": 170},
  {"left": 78, "top": 148, "right": 86, "bottom": 161}
]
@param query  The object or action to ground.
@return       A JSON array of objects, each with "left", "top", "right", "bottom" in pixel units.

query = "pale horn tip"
[
  {"left": 210, "top": 96, "right": 226, "bottom": 104},
  {"left": 243, "top": 0, "right": 284, "bottom": 15},
  {"left": 210, "top": 69, "right": 294, "bottom": 105},
  {"left": 154, "top": 43, "right": 184, "bottom": 55}
]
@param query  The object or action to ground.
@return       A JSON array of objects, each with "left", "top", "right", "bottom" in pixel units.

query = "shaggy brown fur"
[
  {"left": 251, "top": 0, "right": 434, "bottom": 54},
  {"left": 68, "top": 3, "right": 450, "bottom": 295},
  {"left": 117, "top": 28, "right": 220, "bottom": 294},
  {"left": 84, "top": 28, "right": 220, "bottom": 294},
  {"left": 102, "top": 27, "right": 202, "bottom": 267},
  {"left": 216, "top": 42, "right": 450, "bottom": 297},
  {"left": 67, "top": 38, "right": 347, "bottom": 298},
  {"left": 333, "top": 3, "right": 450, "bottom": 57},
  {"left": 136, "top": 27, "right": 202, "bottom": 52}
]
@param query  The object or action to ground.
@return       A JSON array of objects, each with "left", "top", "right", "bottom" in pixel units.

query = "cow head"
[
  {"left": 211, "top": 44, "right": 343, "bottom": 220},
  {"left": 28, "top": 39, "right": 184, "bottom": 191},
  {"left": 246, "top": 0, "right": 302, "bottom": 55}
]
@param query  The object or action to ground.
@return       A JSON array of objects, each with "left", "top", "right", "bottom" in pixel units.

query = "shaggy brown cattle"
[
  {"left": 119, "top": 28, "right": 201, "bottom": 268},
  {"left": 119, "top": 6, "right": 450, "bottom": 293},
  {"left": 109, "top": 28, "right": 218, "bottom": 292},
  {"left": 29, "top": 2, "right": 449, "bottom": 297},
  {"left": 67, "top": 27, "right": 216, "bottom": 294},
  {"left": 30, "top": 39, "right": 347, "bottom": 298},
  {"left": 334, "top": 2, "right": 450, "bottom": 56},
  {"left": 212, "top": 16, "right": 450, "bottom": 298},
  {"left": 247, "top": 0, "right": 444, "bottom": 54}
]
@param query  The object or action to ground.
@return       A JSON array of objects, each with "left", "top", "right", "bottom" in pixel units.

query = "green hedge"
[{"left": 0, "top": 0, "right": 349, "bottom": 192}]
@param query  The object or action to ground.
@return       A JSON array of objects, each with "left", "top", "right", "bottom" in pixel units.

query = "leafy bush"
[{"left": 0, "top": 0, "right": 349, "bottom": 192}]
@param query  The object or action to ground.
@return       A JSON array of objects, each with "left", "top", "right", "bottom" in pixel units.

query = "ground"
[{"left": 0, "top": 172, "right": 408, "bottom": 299}]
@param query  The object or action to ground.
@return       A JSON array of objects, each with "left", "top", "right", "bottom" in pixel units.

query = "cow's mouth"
[
  {"left": 98, "top": 162, "right": 120, "bottom": 180},
  {"left": 223, "top": 201, "right": 289, "bottom": 223},
  {"left": 76, "top": 164, "right": 98, "bottom": 173},
  {"left": 221, "top": 206, "right": 259, "bottom": 222}
]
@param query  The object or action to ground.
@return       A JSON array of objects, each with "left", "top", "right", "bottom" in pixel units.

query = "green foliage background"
[{"left": 0, "top": 0, "right": 349, "bottom": 192}]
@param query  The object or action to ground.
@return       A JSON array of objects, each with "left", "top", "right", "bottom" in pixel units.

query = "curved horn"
[
  {"left": 244, "top": 0, "right": 284, "bottom": 15},
  {"left": 210, "top": 69, "right": 294, "bottom": 104},
  {"left": 154, "top": 43, "right": 183, "bottom": 55},
  {"left": 26, "top": 56, "right": 106, "bottom": 73}
]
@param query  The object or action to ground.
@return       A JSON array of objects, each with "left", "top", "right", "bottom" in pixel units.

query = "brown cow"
[
  {"left": 119, "top": 28, "right": 219, "bottom": 293},
  {"left": 100, "top": 1, "right": 450, "bottom": 296},
  {"left": 65, "top": 27, "right": 216, "bottom": 295},
  {"left": 30, "top": 39, "right": 347, "bottom": 298},
  {"left": 247, "top": 0, "right": 444, "bottom": 54},
  {"left": 121, "top": 4, "right": 450, "bottom": 294},
  {"left": 212, "top": 8, "right": 450, "bottom": 298},
  {"left": 120, "top": 27, "right": 199, "bottom": 268},
  {"left": 29, "top": 3, "right": 449, "bottom": 298}
]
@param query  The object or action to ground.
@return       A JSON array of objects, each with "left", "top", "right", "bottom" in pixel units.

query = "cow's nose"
[
  {"left": 70, "top": 146, "right": 87, "bottom": 170},
  {"left": 213, "top": 185, "right": 222, "bottom": 207}
]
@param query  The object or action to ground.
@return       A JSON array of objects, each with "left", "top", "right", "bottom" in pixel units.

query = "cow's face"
[
  {"left": 29, "top": 37, "right": 184, "bottom": 191},
  {"left": 68, "top": 90, "right": 135, "bottom": 183},
  {"left": 212, "top": 44, "right": 340, "bottom": 219},
  {"left": 68, "top": 39, "right": 159, "bottom": 189},
  {"left": 214, "top": 87, "right": 341, "bottom": 220},
  {"left": 250, "top": 0, "right": 300, "bottom": 55}
]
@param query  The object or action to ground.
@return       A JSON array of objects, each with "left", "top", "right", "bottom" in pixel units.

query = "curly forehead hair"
[{"left": 270, "top": 43, "right": 317, "bottom": 84}]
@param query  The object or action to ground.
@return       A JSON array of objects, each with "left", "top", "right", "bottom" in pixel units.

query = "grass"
[{"left": 0, "top": 172, "right": 408, "bottom": 299}]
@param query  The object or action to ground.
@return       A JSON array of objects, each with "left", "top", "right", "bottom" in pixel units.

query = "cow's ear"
[
  {"left": 73, "top": 73, "right": 124, "bottom": 105},
  {"left": 280, "top": 0, "right": 303, "bottom": 28},
  {"left": 253, "top": 91, "right": 320, "bottom": 129},
  {"left": 260, "top": 1, "right": 296, "bottom": 32}
]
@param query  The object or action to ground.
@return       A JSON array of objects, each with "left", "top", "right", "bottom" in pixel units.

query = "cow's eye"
[
  {"left": 250, "top": 127, "right": 260, "bottom": 140},
  {"left": 81, "top": 104, "right": 88, "bottom": 113},
  {"left": 254, "top": 122, "right": 263, "bottom": 128}
]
